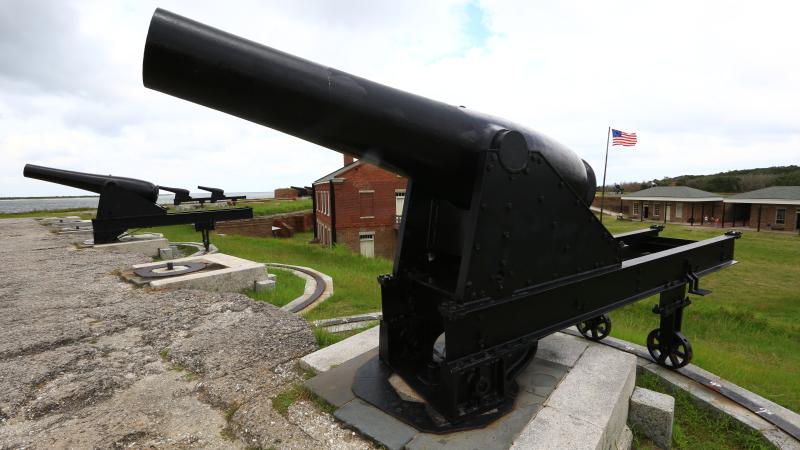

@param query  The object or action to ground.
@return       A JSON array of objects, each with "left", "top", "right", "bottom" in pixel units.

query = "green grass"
[
  {"left": 0, "top": 208, "right": 95, "bottom": 219},
  {"left": 244, "top": 268, "right": 307, "bottom": 307},
  {"left": 248, "top": 198, "right": 312, "bottom": 216},
  {"left": 313, "top": 324, "right": 376, "bottom": 348},
  {"left": 148, "top": 225, "right": 391, "bottom": 322},
  {"left": 634, "top": 371, "right": 774, "bottom": 449},
  {"left": 271, "top": 382, "right": 334, "bottom": 417},
  {"left": 164, "top": 198, "right": 312, "bottom": 217}
]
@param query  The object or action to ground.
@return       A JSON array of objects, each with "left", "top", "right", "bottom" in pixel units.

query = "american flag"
[{"left": 612, "top": 129, "right": 637, "bottom": 146}]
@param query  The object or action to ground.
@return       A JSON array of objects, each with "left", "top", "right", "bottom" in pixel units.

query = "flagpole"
[{"left": 599, "top": 126, "right": 611, "bottom": 223}]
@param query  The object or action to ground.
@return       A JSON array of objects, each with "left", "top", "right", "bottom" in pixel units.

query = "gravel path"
[{"left": 0, "top": 218, "right": 370, "bottom": 450}]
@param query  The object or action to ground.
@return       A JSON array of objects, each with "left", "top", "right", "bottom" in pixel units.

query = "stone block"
[
  {"left": 93, "top": 237, "right": 169, "bottom": 257},
  {"left": 537, "top": 331, "right": 590, "bottom": 367},
  {"left": 615, "top": 425, "right": 633, "bottom": 450},
  {"left": 299, "top": 325, "right": 379, "bottom": 373},
  {"left": 334, "top": 399, "right": 417, "bottom": 450},
  {"left": 159, "top": 247, "right": 175, "bottom": 260},
  {"left": 254, "top": 278, "right": 276, "bottom": 293},
  {"left": 512, "top": 344, "right": 637, "bottom": 450},
  {"left": 629, "top": 386, "right": 674, "bottom": 449}
]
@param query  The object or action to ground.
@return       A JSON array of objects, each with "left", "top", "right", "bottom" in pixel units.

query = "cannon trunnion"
[
  {"left": 141, "top": 9, "right": 741, "bottom": 431},
  {"left": 23, "top": 164, "right": 252, "bottom": 250}
]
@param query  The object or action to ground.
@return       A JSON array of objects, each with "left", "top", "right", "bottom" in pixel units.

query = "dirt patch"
[{"left": 0, "top": 218, "right": 370, "bottom": 449}]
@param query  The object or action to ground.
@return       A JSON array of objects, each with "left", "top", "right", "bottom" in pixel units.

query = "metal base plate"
[
  {"left": 134, "top": 261, "right": 206, "bottom": 278},
  {"left": 351, "top": 355, "right": 515, "bottom": 433}
]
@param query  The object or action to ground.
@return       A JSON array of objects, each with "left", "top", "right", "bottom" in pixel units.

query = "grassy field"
[
  {"left": 0, "top": 208, "right": 95, "bottom": 219},
  {"left": 164, "top": 198, "right": 312, "bottom": 216}
]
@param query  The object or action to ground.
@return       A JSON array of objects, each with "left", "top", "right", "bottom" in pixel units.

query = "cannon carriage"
[{"left": 141, "top": 9, "right": 740, "bottom": 430}]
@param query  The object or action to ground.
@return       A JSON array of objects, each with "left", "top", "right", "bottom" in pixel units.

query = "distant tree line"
[{"left": 599, "top": 165, "right": 800, "bottom": 193}]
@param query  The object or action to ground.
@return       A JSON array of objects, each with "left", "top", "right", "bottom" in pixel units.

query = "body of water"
[{"left": 0, "top": 192, "right": 274, "bottom": 214}]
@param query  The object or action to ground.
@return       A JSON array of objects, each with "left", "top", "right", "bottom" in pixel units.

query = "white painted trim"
[
  {"left": 724, "top": 198, "right": 800, "bottom": 205},
  {"left": 621, "top": 196, "right": 723, "bottom": 202},
  {"left": 358, "top": 189, "right": 375, "bottom": 193}
]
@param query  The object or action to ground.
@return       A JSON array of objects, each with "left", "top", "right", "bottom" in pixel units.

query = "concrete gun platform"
[
  {"left": 124, "top": 252, "right": 268, "bottom": 292},
  {"left": 303, "top": 328, "right": 636, "bottom": 450}
]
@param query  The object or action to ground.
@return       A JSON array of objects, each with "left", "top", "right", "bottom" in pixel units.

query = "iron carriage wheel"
[
  {"left": 576, "top": 314, "right": 612, "bottom": 341},
  {"left": 646, "top": 329, "right": 693, "bottom": 369}
]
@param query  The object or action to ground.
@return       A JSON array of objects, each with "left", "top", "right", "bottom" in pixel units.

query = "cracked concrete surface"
[{"left": 0, "top": 218, "right": 370, "bottom": 449}]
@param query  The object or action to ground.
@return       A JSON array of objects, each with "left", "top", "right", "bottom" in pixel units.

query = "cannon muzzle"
[
  {"left": 142, "top": 9, "right": 596, "bottom": 206},
  {"left": 23, "top": 164, "right": 159, "bottom": 203}
]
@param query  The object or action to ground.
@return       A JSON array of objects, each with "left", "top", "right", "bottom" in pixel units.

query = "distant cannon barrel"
[
  {"left": 23, "top": 164, "right": 159, "bottom": 203},
  {"left": 197, "top": 186, "right": 224, "bottom": 197},
  {"left": 142, "top": 9, "right": 596, "bottom": 206},
  {"left": 159, "top": 185, "right": 193, "bottom": 205}
]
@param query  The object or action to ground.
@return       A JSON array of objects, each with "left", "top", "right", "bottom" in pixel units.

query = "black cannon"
[
  {"left": 142, "top": 9, "right": 741, "bottom": 430},
  {"left": 159, "top": 185, "right": 245, "bottom": 206},
  {"left": 197, "top": 185, "right": 246, "bottom": 205},
  {"left": 23, "top": 164, "right": 252, "bottom": 250},
  {"left": 159, "top": 185, "right": 194, "bottom": 205}
]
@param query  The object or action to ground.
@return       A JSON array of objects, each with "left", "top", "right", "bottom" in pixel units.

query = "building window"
[
  {"left": 776, "top": 208, "right": 786, "bottom": 225},
  {"left": 654, "top": 203, "right": 661, "bottom": 217},
  {"left": 675, "top": 203, "right": 683, "bottom": 218},
  {"left": 359, "top": 190, "right": 374, "bottom": 218},
  {"left": 395, "top": 190, "right": 406, "bottom": 217},
  {"left": 359, "top": 232, "right": 375, "bottom": 258},
  {"left": 633, "top": 202, "right": 639, "bottom": 215}
]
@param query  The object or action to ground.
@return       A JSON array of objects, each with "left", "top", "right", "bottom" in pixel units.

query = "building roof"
[
  {"left": 724, "top": 186, "right": 800, "bottom": 205},
  {"left": 620, "top": 186, "right": 723, "bottom": 202},
  {"left": 313, "top": 160, "right": 363, "bottom": 185}
]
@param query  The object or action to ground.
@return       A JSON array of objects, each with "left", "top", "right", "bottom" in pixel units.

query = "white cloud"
[{"left": 1, "top": 0, "right": 798, "bottom": 197}]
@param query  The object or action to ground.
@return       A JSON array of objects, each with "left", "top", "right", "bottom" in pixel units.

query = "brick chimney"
[{"left": 343, "top": 154, "right": 354, "bottom": 166}]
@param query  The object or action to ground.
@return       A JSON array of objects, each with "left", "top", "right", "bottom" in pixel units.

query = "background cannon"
[
  {"left": 197, "top": 185, "right": 245, "bottom": 204},
  {"left": 142, "top": 9, "right": 741, "bottom": 431},
  {"left": 23, "top": 164, "right": 252, "bottom": 249}
]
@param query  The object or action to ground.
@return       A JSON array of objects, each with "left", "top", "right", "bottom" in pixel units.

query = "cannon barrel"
[
  {"left": 23, "top": 164, "right": 159, "bottom": 203},
  {"left": 197, "top": 185, "right": 224, "bottom": 196},
  {"left": 142, "top": 9, "right": 596, "bottom": 206}
]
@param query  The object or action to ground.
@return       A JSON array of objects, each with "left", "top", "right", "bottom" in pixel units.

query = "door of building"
[
  {"left": 360, "top": 232, "right": 375, "bottom": 258},
  {"left": 643, "top": 205, "right": 650, "bottom": 219},
  {"left": 796, "top": 210, "right": 800, "bottom": 231}
]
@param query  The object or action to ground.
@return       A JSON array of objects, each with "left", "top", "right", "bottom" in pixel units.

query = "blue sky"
[{"left": 1, "top": 0, "right": 798, "bottom": 196}]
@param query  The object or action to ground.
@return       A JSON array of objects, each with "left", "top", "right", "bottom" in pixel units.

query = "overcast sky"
[{"left": 2, "top": 0, "right": 798, "bottom": 197}]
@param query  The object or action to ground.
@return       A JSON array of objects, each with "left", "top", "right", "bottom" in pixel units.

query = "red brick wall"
[
  {"left": 620, "top": 200, "right": 724, "bottom": 224},
  {"left": 747, "top": 204, "right": 799, "bottom": 231},
  {"left": 337, "top": 226, "right": 398, "bottom": 259},
  {"left": 216, "top": 211, "right": 313, "bottom": 237},
  {"left": 313, "top": 162, "right": 407, "bottom": 257},
  {"left": 332, "top": 163, "right": 407, "bottom": 229},
  {"left": 274, "top": 188, "right": 299, "bottom": 200}
]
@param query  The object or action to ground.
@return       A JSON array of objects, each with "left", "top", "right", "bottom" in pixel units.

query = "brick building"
[
  {"left": 723, "top": 186, "right": 800, "bottom": 232},
  {"left": 313, "top": 157, "right": 408, "bottom": 259},
  {"left": 620, "top": 186, "right": 724, "bottom": 225}
]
